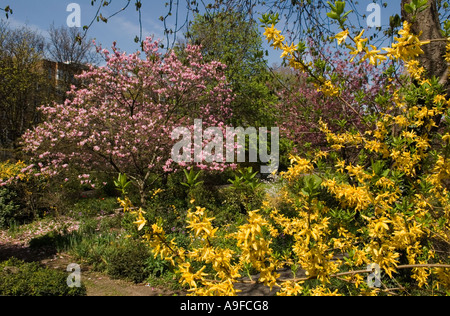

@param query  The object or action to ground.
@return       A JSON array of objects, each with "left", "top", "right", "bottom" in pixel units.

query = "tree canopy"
[
  {"left": 0, "top": 23, "right": 52, "bottom": 151},
  {"left": 183, "top": 10, "right": 277, "bottom": 127}
]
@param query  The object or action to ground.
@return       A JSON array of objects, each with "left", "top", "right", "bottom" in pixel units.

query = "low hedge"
[{"left": 0, "top": 258, "right": 87, "bottom": 296}]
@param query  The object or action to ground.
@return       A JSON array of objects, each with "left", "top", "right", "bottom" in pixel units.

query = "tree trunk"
[
  {"left": 401, "top": 0, "right": 448, "bottom": 92},
  {"left": 138, "top": 181, "right": 148, "bottom": 207}
]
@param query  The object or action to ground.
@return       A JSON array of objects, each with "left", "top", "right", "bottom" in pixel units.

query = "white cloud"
[{"left": 2, "top": 16, "right": 49, "bottom": 39}]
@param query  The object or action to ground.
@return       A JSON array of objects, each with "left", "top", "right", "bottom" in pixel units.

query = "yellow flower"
[
  {"left": 348, "top": 30, "right": 369, "bottom": 62},
  {"left": 278, "top": 281, "right": 304, "bottom": 296},
  {"left": 263, "top": 24, "right": 287, "bottom": 50},
  {"left": 281, "top": 42, "right": 296, "bottom": 58},
  {"left": 434, "top": 94, "right": 447, "bottom": 105},
  {"left": 282, "top": 156, "right": 314, "bottom": 181},
  {"left": 263, "top": 24, "right": 281, "bottom": 43},
  {"left": 383, "top": 21, "right": 428, "bottom": 61},
  {"left": 310, "top": 286, "right": 342, "bottom": 296},
  {"left": 272, "top": 34, "right": 286, "bottom": 50},
  {"left": 133, "top": 209, "right": 147, "bottom": 231},
  {"left": 334, "top": 29, "right": 349, "bottom": 45},
  {"left": 179, "top": 263, "right": 208, "bottom": 289},
  {"left": 318, "top": 80, "right": 340, "bottom": 97},
  {"left": 335, "top": 160, "right": 345, "bottom": 173},
  {"left": 354, "top": 29, "right": 368, "bottom": 52},
  {"left": 186, "top": 207, "right": 218, "bottom": 238},
  {"left": 442, "top": 133, "right": 450, "bottom": 142},
  {"left": 117, "top": 197, "right": 133, "bottom": 212},
  {"left": 0, "top": 161, "right": 29, "bottom": 182},
  {"left": 405, "top": 60, "right": 425, "bottom": 80},
  {"left": 373, "top": 217, "right": 391, "bottom": 235},
  {"left": 362, "top": 45, "right": 387, "bottom": 66}
]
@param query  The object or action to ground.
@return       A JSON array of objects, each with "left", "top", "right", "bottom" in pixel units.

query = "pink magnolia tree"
[{"left": 21, "top": 37, "right": 234, "bottom": 204}]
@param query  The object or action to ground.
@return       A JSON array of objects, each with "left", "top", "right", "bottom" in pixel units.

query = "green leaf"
[
  {"left": 404, "top": 3, "right": 414, "bottom": 13},
  {"left": 341, "top": 10, "right": 353, "bottom": 19},
  {"left": 327, "top": 12, "right": 340, "bottom": 20},
  {"left": 335, "top": 1, "right": 346, "bottom": 15},
  {"left": 327, "top": 1, "right": 338, "bottom": 12}
]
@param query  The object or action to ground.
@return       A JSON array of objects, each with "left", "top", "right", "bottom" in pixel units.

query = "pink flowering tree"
[
  {"left": 276, "top": 46, "right": 391, "bottom": 154},
  {"left": 21, "top": 37, "right": 234, "bottom": 204}
]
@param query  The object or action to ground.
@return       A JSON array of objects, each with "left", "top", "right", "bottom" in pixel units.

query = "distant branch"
[
  {"left": 1, "top": 5, "right": 12, "bottom": 18},
  {"left": 74, "top": 1, "right": 405, "bottom": 51}
]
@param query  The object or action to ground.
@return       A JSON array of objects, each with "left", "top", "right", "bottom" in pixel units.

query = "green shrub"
[
  {"left": 0, "top": 258, "right": 86, "bottom": 296},
  {"left": 69, "top": 232, "right": 153, "bottom": 284},
  {"left": 224, "top": 167, "right": 265, "bottom": 215},
  {"left": 0, "top": 187, "right": 20, "bottom": 228},
  {"left": 105, "top": 239, "right": 151, "bottom": 284}
]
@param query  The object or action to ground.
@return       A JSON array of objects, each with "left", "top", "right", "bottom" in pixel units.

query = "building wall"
[{"left": 40, "top": 59, "right": 88, "bottom": 101}]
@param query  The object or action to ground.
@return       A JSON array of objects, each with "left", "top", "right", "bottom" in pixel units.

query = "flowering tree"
[
  {"left": 275, "top": 45, "right": 389, "bottom": 154},
  {"left": 21, "top": 38, "right": 233, "bottom": 204}
]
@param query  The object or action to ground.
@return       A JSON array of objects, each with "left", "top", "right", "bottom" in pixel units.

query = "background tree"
[
  {"left": 182, "top": 10, "right": 277, "bottom": 128},
  {"left": 0, "top": 22, "right": 54, "bottom": 156},
  {"left": 47, "top": 24, "right": 99, "bottom": 65}
]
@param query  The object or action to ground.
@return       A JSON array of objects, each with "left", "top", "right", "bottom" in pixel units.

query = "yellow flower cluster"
[
  {"left": 263, "top": 24, "right": 286, "bottom": 51},
  {"left": 0, "top": 161, "right": 29, "bottom": 182},
  {"left": 264, "top": 24, "right": 341, "bottom": 97},
  {"left": 270, "top": 204, "right": 339, "bottom": 284},
  {"left": 319, "top": 80, "right": 341, "bottom": 97},
  {"left": 319, "top": 120, "right": 364, "bottom": 151},
  {"left": 335, "top": 21, "right": 428, "bottom": 67},
  {"left": 322, "top": 179, "right": 372, "bottom": 211},
  {"left": 384, "top": 21, "right": 430, "bottom": 61},
  {"left": 236, "top": 210, "right": 280, "bottom": 289},
  {"left": 346, "top": 29, "right": 387, "bottom": 66}
]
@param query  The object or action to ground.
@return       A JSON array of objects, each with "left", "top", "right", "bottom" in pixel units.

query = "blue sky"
[{"left": 1, "top": 0, "right": 402, "bottom": 65}]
